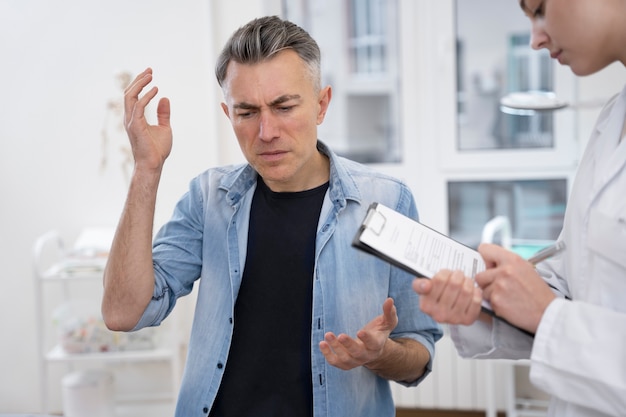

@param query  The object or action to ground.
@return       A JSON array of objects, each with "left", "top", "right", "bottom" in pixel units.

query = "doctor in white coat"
[{"left": 414, "top": 0, "right": 626, "bottom": 416}]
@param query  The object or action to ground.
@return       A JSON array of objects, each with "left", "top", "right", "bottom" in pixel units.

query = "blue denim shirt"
[{"left": 134, "top": 142, "right": 442, "bottom": 417}]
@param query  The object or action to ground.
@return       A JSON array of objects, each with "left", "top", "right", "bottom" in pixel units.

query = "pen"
[{"left": 527, "top": 241, "right": 566, "bottom": 265}]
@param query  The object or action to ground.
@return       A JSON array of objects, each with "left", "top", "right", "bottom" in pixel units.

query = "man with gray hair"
[{"left": 102, "top": 15, "right": 441, "bottom": 417}]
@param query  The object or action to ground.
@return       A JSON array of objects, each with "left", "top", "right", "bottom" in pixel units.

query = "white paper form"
[{"left": 355, "top": 203, "right": 486, "bottom": 279}]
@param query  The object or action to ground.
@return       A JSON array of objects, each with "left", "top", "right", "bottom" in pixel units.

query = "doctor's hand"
[
  {"left": 476, "top": 243, "right": 556, "bottom": 334},
  {"left": 413, "top": 270, "right": 483, "bottom": 325},
  {"left": 319, "top": 298, "right": 398, "bottom": 371},
  {"left": 124, "top": 67, "right": 172, "bottom": 173}
]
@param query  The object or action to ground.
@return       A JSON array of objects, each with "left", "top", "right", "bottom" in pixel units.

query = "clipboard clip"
[{"left": 363, "top": 207, "right": 386, "bottom": 236}]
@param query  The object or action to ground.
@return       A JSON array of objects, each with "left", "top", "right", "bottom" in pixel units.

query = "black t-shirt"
[{"left": 209, "top": 178, "right": 329, "bottom": 417}]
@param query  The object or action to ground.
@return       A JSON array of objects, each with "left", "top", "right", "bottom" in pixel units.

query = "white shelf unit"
[{"left": 33, "top": 230, "right": 182, "bottom": 415}]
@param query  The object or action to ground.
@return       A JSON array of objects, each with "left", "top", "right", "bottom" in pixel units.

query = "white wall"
[{"left": 0, "top": 0, "right": 263, "bottom": 413}]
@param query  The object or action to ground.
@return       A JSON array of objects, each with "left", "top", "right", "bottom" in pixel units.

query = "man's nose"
[{"left": 258, "top": 111, "right": 279, "bottom": 141}]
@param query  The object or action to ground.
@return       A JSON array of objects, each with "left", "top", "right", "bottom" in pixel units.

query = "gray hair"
[{"left": 215, "top": 15, "right": 321, "bottom": 92}]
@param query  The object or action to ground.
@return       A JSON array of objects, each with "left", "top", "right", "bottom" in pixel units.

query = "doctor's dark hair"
[{"left": 215, "top": 15, "right": 322, "bottom": 92}]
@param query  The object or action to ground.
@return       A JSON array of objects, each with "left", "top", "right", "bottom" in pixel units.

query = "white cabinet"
[{"left": 33, "top": 230, "right": 181, "bottom": 416}]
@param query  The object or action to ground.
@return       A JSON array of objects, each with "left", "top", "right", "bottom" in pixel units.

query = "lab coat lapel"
[{"left": 590, "top": 86, "right": 626, "bottom": 199}]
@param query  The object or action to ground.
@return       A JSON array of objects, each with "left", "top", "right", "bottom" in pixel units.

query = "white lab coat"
[{"left": 451, "top": 84, "right": 626, "bottom": 417}]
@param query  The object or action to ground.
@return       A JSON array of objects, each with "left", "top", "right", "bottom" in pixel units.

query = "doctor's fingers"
[
  {"left": 477, "top": 264, "right": 527, "bottom": 308},
  {"left": 417, "top": 271, "right": 449, "bottom": 315},
  {"left": 477, "top": 243, "right": 520, "bottom": 268},
  {"left": 475, "top": 254, "right": 525, "bottom": 286},
  {"left": 420, "top": 270, "right": 477, "bottom": 323}
]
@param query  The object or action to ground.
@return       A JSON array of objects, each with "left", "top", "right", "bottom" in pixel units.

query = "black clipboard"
[
  {"left": 352, "top": 203, "right": 535, "bottom": 336},
  {"left": 352, "top": 202, "right": 485, "bottom": 280}
]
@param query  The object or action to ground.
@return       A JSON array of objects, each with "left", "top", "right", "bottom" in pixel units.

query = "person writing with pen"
[{"left": 414, "top": 0, "right": 626, "bottom": 416}]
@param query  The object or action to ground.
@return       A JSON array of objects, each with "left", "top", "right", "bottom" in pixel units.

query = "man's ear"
[
  {"left": 316, "top": 85, "right": 332, "bottom": 125},
  {"left": 221, "top": 102, "right": 230, "bottom": 119}
]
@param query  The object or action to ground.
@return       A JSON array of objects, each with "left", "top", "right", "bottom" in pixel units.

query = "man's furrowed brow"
[
  {"left": 233, "top": 95, "right": 301, "bottom": 109},
  {"left": 270, "top": 94, "right": 301, "bottom": 106},
  {"left": 233, "top": 102, "right": 258, "bottom": 110}
]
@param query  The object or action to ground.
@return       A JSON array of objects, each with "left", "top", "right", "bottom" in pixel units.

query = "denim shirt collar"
[{"left": 218, "top": 140, "right": 363, "bottom": 209}]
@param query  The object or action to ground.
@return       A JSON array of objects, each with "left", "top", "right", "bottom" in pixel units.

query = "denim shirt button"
[
  {"left": 217, "top": 362, "right": 224, "bottom": 369},
  {"left": 203, "top": 406, "right": 209, "bottom": 413}
]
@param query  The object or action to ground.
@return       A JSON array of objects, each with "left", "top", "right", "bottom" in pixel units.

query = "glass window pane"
[
  {"left": 448, "top": 179, "right": 567, "bottom": 249},
  {"left": 282, "top": 0, "right": 401, "bottom": 163},
  {"left": 456, "top": 0, "right": 555, "bottom": 151},
  {"left": 349, "top": 0, "right": 387, "bottom": 75}
]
